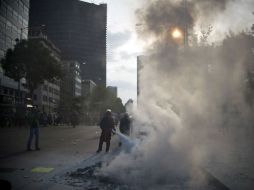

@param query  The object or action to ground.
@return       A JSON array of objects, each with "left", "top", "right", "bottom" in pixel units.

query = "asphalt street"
[
  {"left": 0, "top": 125, "right": 252, "bottom": 190},
  {"left": 0, "top": 125, "right": 118, "bottom": 190}
]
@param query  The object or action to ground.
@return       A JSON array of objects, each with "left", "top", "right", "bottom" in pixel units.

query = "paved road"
[
  {"left": 0, "top": 125, "right": 118, "bottom": 190},
  {"left": 1, "top": 125, "right": 252, "bottom": 190}
]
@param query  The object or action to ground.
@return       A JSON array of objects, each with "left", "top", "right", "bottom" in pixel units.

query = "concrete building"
[
  {"left": 61, "top": 60, "right": 82, "bottom": 101},
  {"left": 34, "top": 79, "right": 60, "bottom": 114},
  {"left": 30, "top": 34, "right": 62, "bottom": 114},
  {"left": 0, "top": 0, "right": 29, "bottom": 111},
  {"left": 107, "top": 86, "right": 117, "bottom": 97},
  {"left": 81, "top": 79, "right": 96, "bottom": 97},
  {"left": 29, "top": 0, "right": 107, "bottom": 86}
]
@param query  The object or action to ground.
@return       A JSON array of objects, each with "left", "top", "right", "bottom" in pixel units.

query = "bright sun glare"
[{"left": 172, "top": 28, "right": 183, "bottom": 39}]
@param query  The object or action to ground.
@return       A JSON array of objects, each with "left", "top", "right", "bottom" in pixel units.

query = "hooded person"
[{"left": 96, "top": 109, "right": 115, "bottom": 153}]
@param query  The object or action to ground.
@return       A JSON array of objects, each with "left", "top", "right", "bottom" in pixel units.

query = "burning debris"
[
  {"left": 65, "top": 160, "right": 230, "bottom": 190},
  {"left": 66, "top": 162, "right": 136, "bottom": 190}
]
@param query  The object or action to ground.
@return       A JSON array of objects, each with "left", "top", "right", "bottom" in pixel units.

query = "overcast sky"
[
  {"left": 82, "top": 0, "right": 254, "bottom": 104},
  {"left": 81, "top": 0, "right": 144, "bottom": 104}
]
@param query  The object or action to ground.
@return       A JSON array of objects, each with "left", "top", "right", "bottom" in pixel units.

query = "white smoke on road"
[{"left": 100, "top": 0, "right": 254, "bottom": 188}]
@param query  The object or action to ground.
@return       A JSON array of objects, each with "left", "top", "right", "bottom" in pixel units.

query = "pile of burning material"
[
  {"left": 65, "top": 161, "right": 228, "bottom": 190},
  {"left": 66, "top": 162, "right": 137, "bottom": 190}
]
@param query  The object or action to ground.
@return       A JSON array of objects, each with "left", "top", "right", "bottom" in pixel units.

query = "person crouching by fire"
[{"left": 96, "top": 109, "right": 115, "bottom": 153}]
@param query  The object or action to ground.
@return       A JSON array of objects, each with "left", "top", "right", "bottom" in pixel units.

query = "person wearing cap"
[{"left": 96, "top": 109, "right": 115, "bottom": 153}]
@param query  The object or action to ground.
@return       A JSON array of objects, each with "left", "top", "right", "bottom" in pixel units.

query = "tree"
[{"left": 1, "top": 39, "right": 63, "bottom": 97}]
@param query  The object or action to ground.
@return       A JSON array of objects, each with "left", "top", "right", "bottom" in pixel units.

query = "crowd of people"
[{"left": 1, "top": 106, "right": 132, "bottom": 153}]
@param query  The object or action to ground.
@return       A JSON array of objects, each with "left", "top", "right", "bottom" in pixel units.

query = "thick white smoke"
[{"left": 99, "top": 0, "right": 254, "bottom": 188}]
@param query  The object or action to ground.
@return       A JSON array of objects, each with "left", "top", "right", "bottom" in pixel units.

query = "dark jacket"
[
  {"left": 119, "top": 116, "right": 131, "bottom": 135},
  {"left": 27, "top": 111, "right": 39, "bottom": 128},
  {"left": 99, "top": 116, "right": 115, "bottom": 142}
]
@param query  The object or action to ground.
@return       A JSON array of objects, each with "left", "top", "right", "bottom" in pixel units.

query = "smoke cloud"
[{"left": 99, "top": 0, "right": 254, "bottom": 188}]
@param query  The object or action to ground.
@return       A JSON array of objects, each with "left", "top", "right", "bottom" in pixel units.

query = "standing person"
[
  {"left": 96, "top": 109, "right": 115, "bottom": 153},
  {"left": 119, "top": 113, "right": 131, "bottom": 135},
  {"left": 27, "top": 107, "right": 40, "bottom": 151},
  {"left": 70, "top": 111, "right": 79, "bottom": 128},
  {"left": 119, "top": 113, "right": 131, "bottom": 146}
]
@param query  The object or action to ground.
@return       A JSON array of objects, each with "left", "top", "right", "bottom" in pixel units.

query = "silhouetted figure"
[
  {"left": 97, "top": 109, "right": 115, "bottom": 153},
  {"left": 119, "top": 113, "right": 131, "bottom": 146},
  {"left": 120, "top": 113, "right": 131, "bottom": 135},
  {"left": 70, "top": 111, "right": 79, "bottom": 128},
  {"left": 47, "top": 113, "right": 53, "bottom": 125},
  {"left": 27, "top": 107, "right": 40, "bottom": 151}
]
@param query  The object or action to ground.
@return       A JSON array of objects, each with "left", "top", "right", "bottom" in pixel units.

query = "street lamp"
[{"left": 172, "top": 28, "right": 183, "bottom": 40}]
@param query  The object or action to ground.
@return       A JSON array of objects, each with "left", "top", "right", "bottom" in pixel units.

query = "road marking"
[{"left": 31, "top": 167, "right": 54, "bottom": 173}]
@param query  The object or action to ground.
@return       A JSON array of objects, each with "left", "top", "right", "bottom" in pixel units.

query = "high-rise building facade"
[
  {"left": 30, "top": 34, "right": 62, "bottom": 114},
  {"left": 0, "top": 0, "right": 29, "bottom": 115},
  {"left": 81, "top": 79, "right": 96, "bottom": 97},
  {"left": 29, "top": 0, "right": 107, "bottom": 86},
  {"left": 107, "top": 86, "right": 117, "bottom": 97},
  {"left": 61, "top": 60, "right": 82, "bottom": 100}
]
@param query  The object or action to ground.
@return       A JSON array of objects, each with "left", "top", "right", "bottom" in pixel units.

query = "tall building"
[
  {"left": 61, "top": 60, "right": 82, "bottom": 101},
  {"left": 81, "top": 79, "right": 96, "bottom": 97},
  {"left": 0, "top": 0, "right": 29, "bottom": 117},
  {"left": 107, "top": 86, "right": 117, "bottom": 97},
  {"left": 30, "top": 34, "right": 62, "bottom": 114},
  {"left": 29, "top": 0, "right": 107, "bottom": 86}
]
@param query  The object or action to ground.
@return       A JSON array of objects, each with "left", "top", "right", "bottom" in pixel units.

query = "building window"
[
  {"left": 53, "top": 89, "right": 59, "bottom": 95},
  {"left": 43, "top": 95, "right": 48, "bottom": 102},
  {"left": 0, "top": 18, "right": 5, "bottom": 31},
  {"left": 43, "top": 85, "right": 48, "bottom": 91},
  {"left": 4, "top": 88, "right": 8, "bottom": 94},
  {"left": 7, "top": 5, "right": 13, "bottom": 18},
  {"left": 18, "top": 1, "right": 24, "bottom": 11},
  {"left": 33, "top": 94, "right": 37, "bottom": 101},
  {"left": 6, "top": 36, "right": 12, "bottom": 47},
  {"left": 0, "top": 38, "right": 5, "bottom": 49},
  {"left": 13, "top": 10, "right": 18, "bottom": 21},
  {"left": 18, "top": 15, "right": 22, "bottom": 25},
  {"left": 6, "top": 21, "right": 12, "bottom": 33},
  {"left": 9, "top": 89, "right": 13, "bottom": 95},
  {"left": 0, "top": 2, "right": 7, "bottom": 17},
  {"left": 0, "top": 50, "right": 4, "bottom": 58},
  {"left": 49, "top": 97, "right": 53, "bottom": 103},
  {"left": 24, "top": 6, "right": 29, "bottom": 16}
]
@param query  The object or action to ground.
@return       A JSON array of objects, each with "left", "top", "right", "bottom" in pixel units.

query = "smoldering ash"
[{"left": 99, "top": 0, "right": 254, "bottom": 188}]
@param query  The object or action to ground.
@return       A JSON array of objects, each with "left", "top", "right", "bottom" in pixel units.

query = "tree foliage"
[
  {"left": 1, "top": 39, "right": 63, "bottom": 96},
  {"left": 88, "top": 85, "right": 125, "bottom": 114}
]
